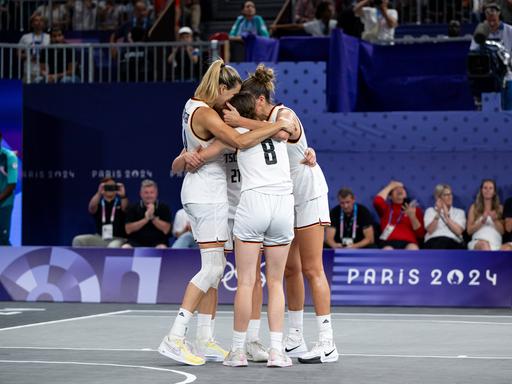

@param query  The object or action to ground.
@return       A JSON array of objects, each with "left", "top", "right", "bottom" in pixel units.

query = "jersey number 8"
[{"left": 261, "top": 139, "right": 277, "bottom": 165}]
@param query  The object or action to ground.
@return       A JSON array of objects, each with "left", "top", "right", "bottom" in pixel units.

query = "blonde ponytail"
[{"left": 195, "top": 59, "right": 242, "bottom": 106}]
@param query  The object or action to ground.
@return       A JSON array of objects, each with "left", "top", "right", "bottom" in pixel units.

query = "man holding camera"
[
  {"left": 325, "top": 188, "right": 375, "bottom": 249},
  {"left": 354, "top": 0, "right": 398, "bottom": 43},
  {"left": 72, "top": 178, "right": 128, "bottom": 247},
  {"left": 470, "top": 2, "right": 512, "bottom": 53}
]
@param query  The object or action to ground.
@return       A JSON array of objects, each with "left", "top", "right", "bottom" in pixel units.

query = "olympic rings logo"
[{"left": 222, "top": 261, "right": 267, "bottom": 292}]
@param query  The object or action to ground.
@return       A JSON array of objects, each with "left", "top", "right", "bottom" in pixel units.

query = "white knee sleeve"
[{"left": 190, "top": 247, "right": 226, "bottom": 292}]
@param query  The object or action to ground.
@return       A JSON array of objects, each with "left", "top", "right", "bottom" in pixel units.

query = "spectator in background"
[
  {"left": 271, "top": 1, "right": 337, "bottom": 37},
  {"left": 40, "top": 28, "right": 78, "bottom": 83},
  {"left": 167, "top": 26, "right": 200, "bottom": 81},
  {"left": 98, "top": 0, "right": 123, "bottom": 30},
  {"left": 111, "top": 1, "right": 151, "bottom": 42},
  {"left": 72, "top": 178, "right": 128, "bottom": 247},
  {"left": 355, "top": 0, "right": 398, "bottom": 43},
  {"left": 374, "top": 180, "right": 425, "bottom": 250},
  {"left": 71, "top": 0, "right": 98, "bottom": 31},
  {"left": 110, "top": 1, "right": 152, "bottom": 61},
  {"left": 295, "top": 0, "right": 333, "bottom": 23},
  {"left": 337, "top": 0, "right": 364, "bottom": 38},
  {"left": 18, "top": 14, "right": 50, "bottom": 83},
  {"left": 34, "top": 2, "right": 69, "bottom": 30},
  {"left": 171, "top": 208, "right": 197, "bottom": 249},
  {"left": 123, "top": 179, "right": 171, "bottom": 248},
  {"left": 467, "top": 179, "right": 504, "bottom": 250},
  {"left": 0, "top": 132, "right": 18, "bottom": 246},
  {"left": 499, "top": 0, "right": 512, "bottom": 24},
  {"left": 448, "top": 20, "right": 461, "bottom": 37},
  {"left": 423, "top": 184, "right": 466, "bottom": 249},
  {"left": 181, "top": 0, "right": 201, "bottom": 35},
  {"left": 325, "top": 187, "right": 375, "bottom": 249},
  {"left": 229, "top": 1, "right": 269, "bottom": 41},
  {"left": 501, "top": 195, "right": 512, "bottom": 250}
]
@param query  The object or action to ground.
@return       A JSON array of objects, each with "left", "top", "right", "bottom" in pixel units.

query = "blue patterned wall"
[{"left": 232, "top": 62, "right": 512, "bottom": 218}]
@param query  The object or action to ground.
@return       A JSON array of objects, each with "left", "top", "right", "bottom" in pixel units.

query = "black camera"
[
  {"left": 104, "top": 184, "right": 119, "bottom": 192},
  {"left": 468, "top": 22, "right": 511, "bottom": 94}
]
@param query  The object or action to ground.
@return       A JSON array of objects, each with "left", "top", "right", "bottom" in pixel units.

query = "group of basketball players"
[{"left": 158, "top": 59, "right": 339, "bottom": 368}]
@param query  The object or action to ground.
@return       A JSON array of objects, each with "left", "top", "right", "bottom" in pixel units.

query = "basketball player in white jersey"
[
  {"left": 223, "top": 64, "right": 339, "bottom": 364},
  {"left": 171, "top": 142, "right": 269, "bottom": 363},
  {"left": 159, "top": 59, "right": 294, "bottom": 366},
  {"left": 192, "top": 91, "right": 295, "bottom": 367}
]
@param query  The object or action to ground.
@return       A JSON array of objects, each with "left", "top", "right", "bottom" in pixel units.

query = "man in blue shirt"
[{"left": 0, "top": 132, "right": 18, "bottom": 245}]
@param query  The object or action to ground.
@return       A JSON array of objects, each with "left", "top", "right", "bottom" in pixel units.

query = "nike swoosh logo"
[
  {"left": 325, "top": 349, "right": 336, "bottom": 357},
  {"left": 285, "top": 345, "right": 301, "bottom": 353}
]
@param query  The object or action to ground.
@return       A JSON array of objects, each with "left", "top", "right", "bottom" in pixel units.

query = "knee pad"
[{"left": 190, "top": 247, "right": 226, "bottom": 292}]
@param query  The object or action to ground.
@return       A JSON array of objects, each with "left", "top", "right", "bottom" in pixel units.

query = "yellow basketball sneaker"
[
  {"left": 196, "top": 338, "right": 229, "bottom": 362},
  {"left": 158, "top": 336, "right": 205, "bottom": 366}
]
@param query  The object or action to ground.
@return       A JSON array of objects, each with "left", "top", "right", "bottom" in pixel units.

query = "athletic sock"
[
  {"left": 270, "top": 331, "right": 283, "bottom": 350},
  {"left": 247, "top": 319, "right": 261, "bottom": 342},
  {"left": 196, "top": 313, "right": 212, "bottom": 342},
  {"left": 231, "top": 330, "right": 246, "bottom": 351},
  {"left": 316, "top": 314, "right": 333, "bottom": 342},
  {"left": 288, "top": 309, "right": 304, "bottom": 334},
  {"left": 211, "top": 318, "right": 216, "bottom": 339},
  {"left": 169, "top": 308, "right": 193, "bottom": 339}
]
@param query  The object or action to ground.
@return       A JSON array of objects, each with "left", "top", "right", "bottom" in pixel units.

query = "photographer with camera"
[
  {"left": 470, "top": 3, "right": 512, "bottom": 53},
  {"left": 354, "top": 0, "right": 398, "bottom": 43},
  {"left": 468, "top": 2, "right": 512, "bottom": 108},
  {"left": 72, "top": 178, "right": 128, "bottom": 248},
  {"left": 373, "top": 181, "right": 425, "bottom": 250},
  {"left": 325, "top": 188, "right": 375, "bottom": 249}
]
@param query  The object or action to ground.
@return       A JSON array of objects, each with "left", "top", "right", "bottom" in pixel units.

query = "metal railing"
[
  {"left": 0, "top": 40, "right": 226, "bottom": 84},
  {"left": 394, "top": 0, "right": 480, "bottom": 25},
  {"left": 0, "top": 0, "right": 143, "bottom": 32}
]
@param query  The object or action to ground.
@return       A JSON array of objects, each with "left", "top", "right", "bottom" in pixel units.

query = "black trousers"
[{"left": 424, "top": 236, "right": 465, "bottom": 250}]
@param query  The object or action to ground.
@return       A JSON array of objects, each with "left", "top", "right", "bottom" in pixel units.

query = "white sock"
[
  {"left": 288, "top": 309, "right": 304, "bottom": 333},
  {"left": 169, "top": 308, "right": 193, "bottom": 339},
  {"left": 316, "top": 314, "right": 333, "bottom": 342},
  {"left": 247, "top": 319, "right": 261, "bottom": 342},
  {"left": 270, "top": 331, "right": 283, "bottom": 350},
  {"left": 231, "top": 330, "right": 246, "bottom": 351},
  {"left": 211, "top": 318, "right": 216, "bottom": 338},
  {"left": 196, "top": 313, "right": 212, "bottom": 341}
]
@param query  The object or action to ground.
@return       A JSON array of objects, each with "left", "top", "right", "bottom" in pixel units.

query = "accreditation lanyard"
[
  {"left": 101, "top": 198, "right": 118, "bottom": 224},
  {"left": 387, "top": 204, "right": 404, "bottom": 227},
  {"left": 31, "top": 33, "right": 43, "bottom": 56},
  {"left": 340, "top": 204, "right": 358, "bottom": 240}
]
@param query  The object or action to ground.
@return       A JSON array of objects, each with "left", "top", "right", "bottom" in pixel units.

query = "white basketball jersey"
[
  {"left": 235, "top": 127, "right": 292, "bottom": 195},
  {"left": 180, "top": 98, "right": 227, "bottom": 204},
  {"left": 224, "top": 151, "right": 241, "bottom": 219},
  {"left": 268, "top": 105, "right": 328, "bottom": 204}
]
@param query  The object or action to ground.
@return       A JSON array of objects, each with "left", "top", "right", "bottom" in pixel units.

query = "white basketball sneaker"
[
  {"left": 223, "top": 348, "right": 248, "bottom": 367},
  {"left": 267, "top": 348, "right": 293, "bottom": 368},
  {"left": 245, "top": 340, "right": 269, "bottom": 362},
  {"left": 284, "top": 329, "right": 308, "bottom": 357},
  {"left": 298, "top": 339, "right": 339, "bottom": 364}
]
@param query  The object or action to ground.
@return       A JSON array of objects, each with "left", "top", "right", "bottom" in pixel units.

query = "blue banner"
[
  {"left": 331, "top": 250, "right": 512, "bottom": 307},
  {"left": 0, "top": 247, "right": 334, "bottom": 305},
  {"left": 1, "top": 247, "right": 511, "bottom": 307}
]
